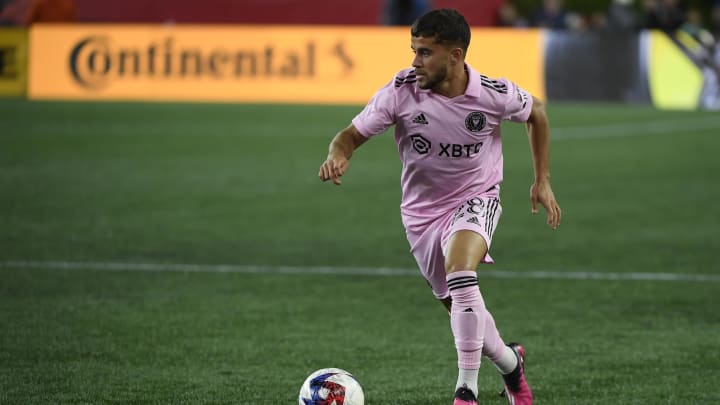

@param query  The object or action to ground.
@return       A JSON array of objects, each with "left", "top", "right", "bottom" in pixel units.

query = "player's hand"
[
  {"left": 530, "top": 180, "right": 561, "bottom": 229},
  {"left": 318, "top": 155, "right": 349, "bottom": 185}
]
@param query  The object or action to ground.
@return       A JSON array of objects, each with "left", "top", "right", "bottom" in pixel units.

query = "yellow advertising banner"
[
  {"left": 29, "top": 25, "right": 543, "bottom": 104},
  {"left": 647, "top": 31, "right": 703, "bottom": 110},
  {"left": 0, "top": 28, "right": 28, "bottom": 97}
]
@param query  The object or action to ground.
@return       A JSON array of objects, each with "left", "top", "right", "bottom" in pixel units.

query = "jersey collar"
[{"left": 463, "top": 64, "right": 483, "bottom": 98}]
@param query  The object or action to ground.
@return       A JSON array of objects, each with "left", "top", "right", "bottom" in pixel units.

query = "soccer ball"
[{"left": 298, "top": 368, "right": 364, "bottom": 405}]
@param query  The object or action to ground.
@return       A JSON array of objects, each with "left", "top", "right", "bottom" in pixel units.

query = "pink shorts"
[{"left": 406, "top": 196, "right": 502, "bottom": 300}]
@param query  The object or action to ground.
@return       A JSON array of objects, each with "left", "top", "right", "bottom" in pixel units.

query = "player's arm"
[
  {"left": 526, "top": 96, "right": 562, "bottom": 229},
  {"left": 318, "top": 124, "right": 368, "bottom": 185}
]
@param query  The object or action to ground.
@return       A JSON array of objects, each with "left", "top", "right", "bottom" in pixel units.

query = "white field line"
[{"left": 2, "top": 260, "right": 719, "bottom": 283}]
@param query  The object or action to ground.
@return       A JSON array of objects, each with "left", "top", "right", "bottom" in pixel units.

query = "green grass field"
[{"left": 1, "top": 99, "right": 719, "bottom": 404}]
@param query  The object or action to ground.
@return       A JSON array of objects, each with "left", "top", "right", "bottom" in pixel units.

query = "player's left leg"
[
  {"left": 442, "top": 196, "right": 533, "bottom": 405},
  {"left": 443, "top": 287, "right": 533, "bottom": 405},
  {"left": 444, "top": 229, "right": 488, "bottom": 405},
  {"left": 440, "top": 298, "right": 520, "bottom": 378}
]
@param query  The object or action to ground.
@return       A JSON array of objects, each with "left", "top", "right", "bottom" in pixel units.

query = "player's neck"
[{"left": 432, "top": 67, "right": 468, "bottom": 99}]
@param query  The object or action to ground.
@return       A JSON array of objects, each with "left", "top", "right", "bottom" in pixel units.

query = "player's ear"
[{"left": 449, "top": 47, "right": 464, "bottom": 64}]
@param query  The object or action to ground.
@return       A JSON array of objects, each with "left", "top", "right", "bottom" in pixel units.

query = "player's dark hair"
[{"left": 410, "top": 9, "right": 470, "bottom": 54}]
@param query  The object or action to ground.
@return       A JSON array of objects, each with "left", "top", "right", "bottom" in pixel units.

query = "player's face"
[{"left": 411, "top": 36, "right": 450, "bottom": 90}]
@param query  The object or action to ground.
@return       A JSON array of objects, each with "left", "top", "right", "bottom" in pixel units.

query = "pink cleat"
[
  {"left": 453, "top": 385, "right": 478, "bottom": 405},
  {"left": 499, "top": 343, "right": 534, "bottom": 405}
]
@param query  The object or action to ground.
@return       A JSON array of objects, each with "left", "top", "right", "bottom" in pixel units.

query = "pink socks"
[
  {"left": 448, "top": 271, "right": 486, "bottom": 369},
  {"left": 448, "top": 270, "right": 508, "bottom": 367}
]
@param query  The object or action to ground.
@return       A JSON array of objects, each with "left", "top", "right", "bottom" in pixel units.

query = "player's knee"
[{"left": 445, "top": 262, "right": 477, "bottom": 274}]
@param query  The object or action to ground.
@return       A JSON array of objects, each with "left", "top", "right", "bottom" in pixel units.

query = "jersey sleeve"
[
  {"left": 501, "top": 78, "right": 533, "bottom": 123},
  {"left": 351, "top": 79, "right": 397, "bottom": 138}
]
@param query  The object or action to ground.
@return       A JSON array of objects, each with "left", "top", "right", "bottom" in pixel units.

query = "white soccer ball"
[{"left": 298, "top": 368, "right": 365, "bottom": 405}]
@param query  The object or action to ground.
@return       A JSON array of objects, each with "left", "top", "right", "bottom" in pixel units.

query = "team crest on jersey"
[{"left": 465, "top": 112, "right": 486, "bottom": 132}]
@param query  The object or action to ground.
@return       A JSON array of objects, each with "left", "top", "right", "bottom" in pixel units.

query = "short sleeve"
[
  {"left": 351, "top": 79, "right": 397, "bottom": 138},
  {"left": 502, "top": 79, "right": 533, "bottom": 123}
]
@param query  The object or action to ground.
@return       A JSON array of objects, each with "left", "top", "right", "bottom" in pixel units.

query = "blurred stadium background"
[{"left": 1, "top": 1, "right": 719, "bottom": 404}]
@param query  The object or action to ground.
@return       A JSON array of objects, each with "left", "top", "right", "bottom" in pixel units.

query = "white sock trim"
[
  {"left": 493, "top": 345, "right": 519, "bottom": 375},
  {"left": 456, "top": 368, "right": 479, "bottom": 397}
]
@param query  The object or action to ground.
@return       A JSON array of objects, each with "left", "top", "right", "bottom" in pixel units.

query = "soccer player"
[{"left": 318, "top": 9, "right": 561, "bottom": 405}]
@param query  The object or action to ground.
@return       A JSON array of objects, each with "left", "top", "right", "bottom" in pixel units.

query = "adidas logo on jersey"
[{"left": 412, "top": 113, "right": 429, "bottom": 125}]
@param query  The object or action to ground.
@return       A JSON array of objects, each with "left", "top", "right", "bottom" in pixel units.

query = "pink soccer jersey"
[{"left": 352, "top": 64, "right": 533, "bottom": 234}]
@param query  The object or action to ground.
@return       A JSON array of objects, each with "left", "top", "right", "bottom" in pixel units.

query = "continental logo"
[
  {"left": 29, "top": 26, "right": 543, "bottom": 103},
  {"left": 69, "top": 36, "right": 354, "bottom": 89}
]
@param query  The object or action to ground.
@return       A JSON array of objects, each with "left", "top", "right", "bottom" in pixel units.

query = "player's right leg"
[
  {"left": 406, "top": 221, "right": 483, "bottom": 404},
  {"left": 407, "top": 200, "right": 532, "bottom": 404},
  {"left": 497, "top": 343, "right": 533, "bottom": 405}
]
